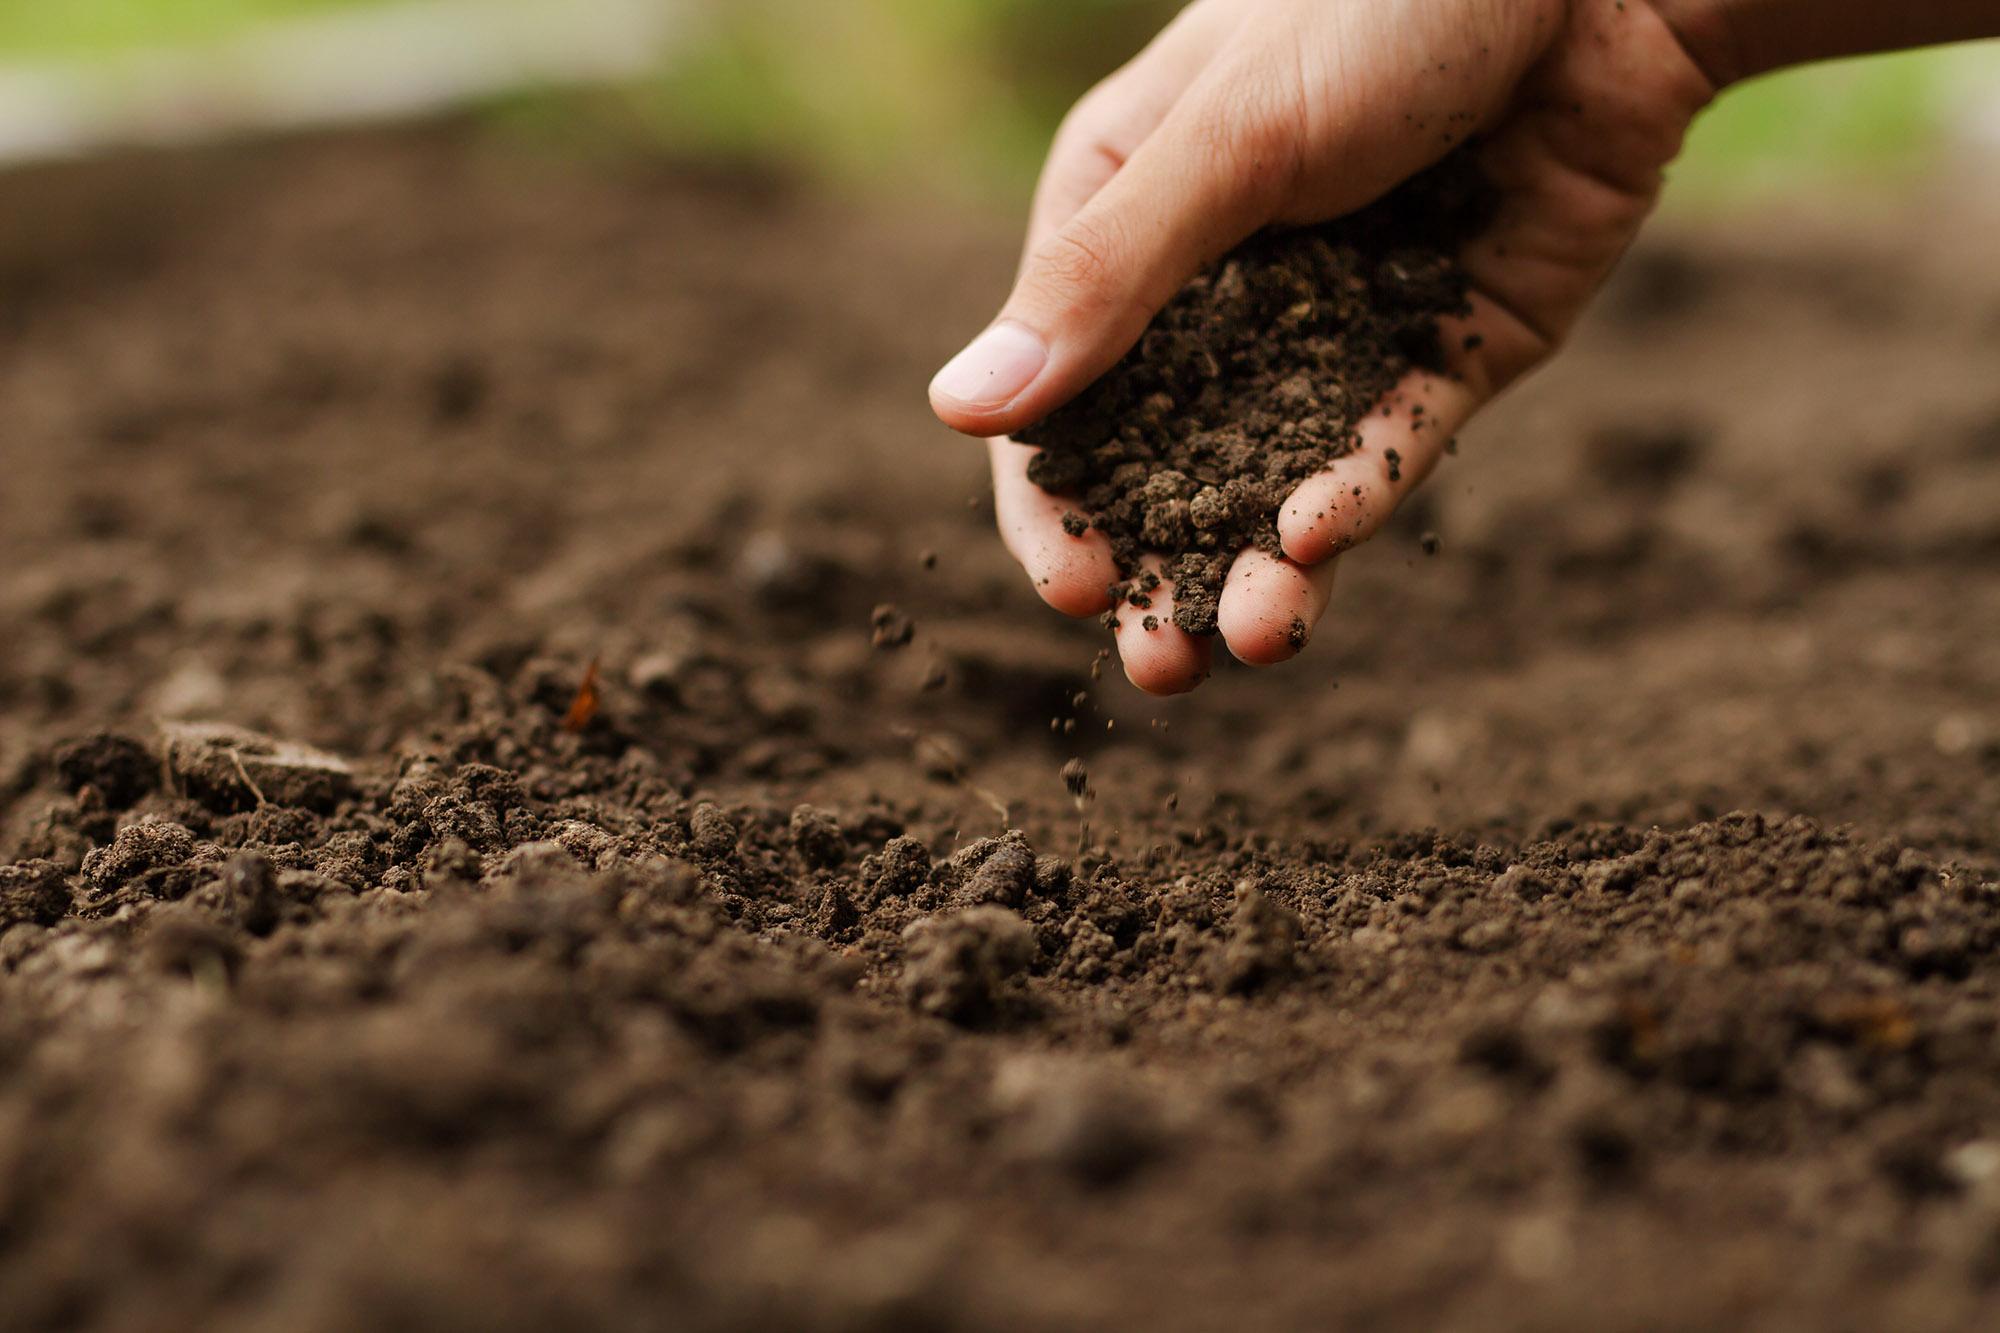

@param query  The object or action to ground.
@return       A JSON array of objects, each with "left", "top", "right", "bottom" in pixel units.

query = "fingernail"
[{"left": 930, "top": 322, "right": 1047, "bottom": 411}]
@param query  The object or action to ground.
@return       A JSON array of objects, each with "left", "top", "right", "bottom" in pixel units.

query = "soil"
[
  {"left": 3, "top": 127, "right": 2000, "bottom": 1332},
  {"left": 1016, "top": 156, "right": 1488, "bottom": 633}
]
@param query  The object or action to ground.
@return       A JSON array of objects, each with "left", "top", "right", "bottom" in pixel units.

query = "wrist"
[
  {"left": 1649, "top": 0, "right": 2000, "bottom": 88},
  {"left": 1646, "top": 0, "right": 1749, "bottom": 88}
]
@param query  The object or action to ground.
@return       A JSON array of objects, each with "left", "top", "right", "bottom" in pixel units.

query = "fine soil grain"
[
  {"left": 2, "top": 128, "right": 2000, "bottom": 1332},
  {"left": 1017, "top": 155, "right": 1489, "bottom": 632}
]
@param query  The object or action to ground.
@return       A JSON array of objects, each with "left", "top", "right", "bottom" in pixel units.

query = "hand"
[{"left": 930, "top": 0, "right": 1718, "bottom": 694}]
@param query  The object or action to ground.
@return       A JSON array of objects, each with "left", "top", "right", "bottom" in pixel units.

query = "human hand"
[{"left": 930, "top": 0, "right": 1718, "bottom": 693}]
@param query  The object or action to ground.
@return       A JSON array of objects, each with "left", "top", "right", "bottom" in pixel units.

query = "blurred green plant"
[
  {"left": 1, "top": 0, "right": 1993, "bottom": 209},
  {"left": 0, "top": 0, "right": 386, "bottom": 56},
  {"left": 1669, "top": 43, "right": 1997, "bottom": 206},
  {"left": 550, "top": 2, "right": 2000, "bottom": 211},
  {"left": 621, "top": 0, "right": 1175, "bottom": 199}
]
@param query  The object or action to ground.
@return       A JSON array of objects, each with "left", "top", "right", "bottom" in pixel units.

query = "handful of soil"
[{"left": 1016, "top": 153, "right": 1493, "bottom": 635}]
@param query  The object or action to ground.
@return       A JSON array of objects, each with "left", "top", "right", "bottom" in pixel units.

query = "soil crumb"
[
  {"left": 1017, "top": 153, "right": 1491, "bottom": 633},
  {"left": 870, "top": 603, "right": 915, "bottom": 649}
]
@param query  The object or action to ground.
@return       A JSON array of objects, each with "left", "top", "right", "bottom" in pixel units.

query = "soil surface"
[
  {"left": 4, "top": 129, "right": 2000, "bottom": 1332},
  {"left": 1017, "top": 158, "right": 1486, "bottom": 634}
]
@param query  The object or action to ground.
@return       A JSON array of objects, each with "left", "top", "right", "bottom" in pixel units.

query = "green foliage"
[
  {"left": 0, "top": 0, "right": 388, "bottom": 56},
  {"left": 629, "top": 0, "right": 1174, "bottom": 198},
  {"left": 1668, "top": 47, "right": 1985, "bottom": 205},
  {"left": 1, "top": 0, "right": 1991, "bottom": 211}
]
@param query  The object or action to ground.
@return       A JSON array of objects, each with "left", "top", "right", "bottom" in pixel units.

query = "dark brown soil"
[
  {"left": 1017, "top": 157, "right": 1488, "bottom": 633},
  {"left": 4, "top": 128, "right": 2000, "bottom": 1332}
]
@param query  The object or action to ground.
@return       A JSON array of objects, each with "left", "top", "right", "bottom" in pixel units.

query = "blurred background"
[{"left": 0, "top": 0, "right": 1996, "bottom": 210}]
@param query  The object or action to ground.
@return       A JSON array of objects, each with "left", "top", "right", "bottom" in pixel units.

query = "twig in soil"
[
  {"left": 227, "top": 748, "right": 268, "bottom": 808},
  {"left": 562, "top": 657, "right": 602, "bottom": 733}
]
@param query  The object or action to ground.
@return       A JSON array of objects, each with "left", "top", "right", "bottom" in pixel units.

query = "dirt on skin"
[
  {"left": 4, "top": 129, "right": 2000, "bottom": 1332},
  {"left": 1016, "top": 154, "right": 1489, "bottom": 634}
]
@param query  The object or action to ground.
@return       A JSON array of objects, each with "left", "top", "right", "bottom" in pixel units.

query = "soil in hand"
[{"left": 1017, "top": 154, "right": 1491, "bottom": 633}]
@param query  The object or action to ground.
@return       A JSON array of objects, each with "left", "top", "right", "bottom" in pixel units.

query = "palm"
[{"left": 958, "top": 0, "right": 1716, "bottom": 693}]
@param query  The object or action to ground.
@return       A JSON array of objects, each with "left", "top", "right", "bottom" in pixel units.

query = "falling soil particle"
[{"left": 870, "top": 603, "right": 915, "bottom": 649}]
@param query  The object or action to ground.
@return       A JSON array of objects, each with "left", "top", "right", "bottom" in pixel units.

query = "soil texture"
[
  {"left": 3, "top": 129, "right": 2000, "bottom": 1332},
  {"left": 1017, "top": 156, "right": 1488, "bottom": 632}
]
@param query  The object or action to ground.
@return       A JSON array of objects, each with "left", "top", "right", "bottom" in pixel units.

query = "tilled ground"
[{"left": 3, "top": 130, "right": 2000, "bottom": 1332}]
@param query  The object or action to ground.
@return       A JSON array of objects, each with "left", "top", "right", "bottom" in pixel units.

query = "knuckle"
[
  {"left": 1030, "top": 219, "right": 1129, "bottom": 312},
  {"left": 1187, "top": 52, "right": 1309, "bottom": 201},
  {"left": 1058, "top": 82, "right": 1121, "bottom": 144}
]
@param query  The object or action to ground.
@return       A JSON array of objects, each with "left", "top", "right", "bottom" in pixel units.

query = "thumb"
[{"left": 929, "top": 87, "right": 1291, "bottom": 439}]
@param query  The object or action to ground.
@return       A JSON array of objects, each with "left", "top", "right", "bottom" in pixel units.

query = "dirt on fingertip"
[{"left": 1016, "top": 152, "right": 1492, "bottom": 634}]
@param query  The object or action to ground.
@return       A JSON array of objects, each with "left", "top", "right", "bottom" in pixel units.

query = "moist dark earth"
[
  {"left": 1018, "top": 156, "right": 1487, "bottom": 635},
  {"left": 3, "top": 129, "right": 2000, "bottom": 1332}
]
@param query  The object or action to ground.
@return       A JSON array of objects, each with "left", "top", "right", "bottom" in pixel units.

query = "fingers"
[
  {"left": 1024, "top": 0, "right": 1241, "bottom": 256},
  {"left": 988, "top": 438, "right": 1117, "bottom": 618},
  {"left": 1278, "top": 346, "right": 1485, "bottom": 566},
  {"left": 1112, "top": 556, "right": 1211, "bottom": 696},
  {"left": 1217, "top": 549, "right": 1336, "bottom": 666},
  {"left": 931, "top": 51, "right": 1300, "bottom": 440}
]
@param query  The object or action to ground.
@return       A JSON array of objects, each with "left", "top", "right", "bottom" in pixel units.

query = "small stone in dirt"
[
  {"left": 919, "top": 549, "right": 938, "bottom": 570},
  {"left": 1420, "top": 531, "right": 1442, "bottom": 556},
  {"left": 52, "top": 732, "right": 156, "bottom": 807},
  {"left": 870, "top": 603, "right": 915, "bottom": 650},
  {"left": 162, "top": 722, "right": 353, "bottom": 813},
  {"left": 1211, "top": 881, "right": 1301, "bottom": 994},
  {"left": 0, "top": 859, "right": 72, "bottom": 929},
  {"left": 1061, "top": 758, "right": 1090, "bottom": 800},
  {"left": 902, "top": 906, "right": 1035, "bottom": 1026},
  {"left": 945, "top": 830, "right": 1038, "bottom": 909},
  {"left": 790, "top": 804, "right": 846, "bottom": 869}
]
